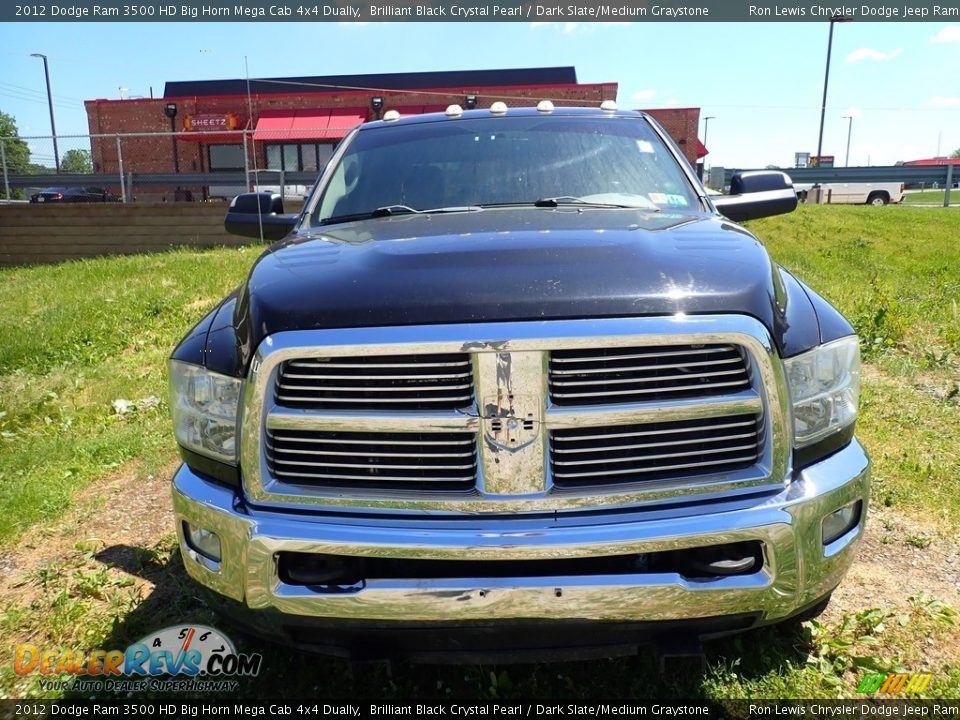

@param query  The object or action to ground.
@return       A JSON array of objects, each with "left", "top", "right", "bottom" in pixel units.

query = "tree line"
[{"left": 1, "top": 110, "right": 93, "bottom": 199}]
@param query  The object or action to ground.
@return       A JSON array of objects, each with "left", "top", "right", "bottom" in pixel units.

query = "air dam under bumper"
[{"left": 172, "top": 440, "right": 869, "bottom": 643}]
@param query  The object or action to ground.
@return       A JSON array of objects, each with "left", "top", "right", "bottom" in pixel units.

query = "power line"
[
  {"left": 0, "top": 88, "right": 86, "bottom": 111},
  {"left": 0, "top": 81, "right": 87, "bottom": 104}
]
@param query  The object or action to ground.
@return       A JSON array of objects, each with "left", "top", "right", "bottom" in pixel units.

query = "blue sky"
[{"left": 1, "top": 21, "right": 958, "bottom": 169}]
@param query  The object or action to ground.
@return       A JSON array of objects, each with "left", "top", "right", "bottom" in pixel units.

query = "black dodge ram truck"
[{"left": 169, "top": 103, "right": 869, "bottom": 661}]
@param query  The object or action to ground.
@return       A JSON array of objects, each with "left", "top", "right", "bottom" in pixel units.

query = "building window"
[
  {"left": 265, "top": 143, "right": 335, "bottom": 172},
  {"left": 208, "top": 144, "right": 245, "bottom": 171}
]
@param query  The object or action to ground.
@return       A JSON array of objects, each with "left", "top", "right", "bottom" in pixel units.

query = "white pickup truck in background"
[{"left": 794, "top": 181, "right": 905, "bottom": 206}]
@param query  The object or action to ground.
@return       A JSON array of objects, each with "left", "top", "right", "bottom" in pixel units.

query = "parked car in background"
[
  {"left": 794, "top": 182, "right": 905, "bottom": 206},
  {"left": 29, "top": 186, "right": 118, "bottom": 203}
]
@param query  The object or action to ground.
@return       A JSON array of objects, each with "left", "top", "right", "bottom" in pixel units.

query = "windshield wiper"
[
  {"left": 370, "top": 204, "right": 422, "bottom": 217},
  {"left": 319, "top": 205, "right": 485, "bottom": 226},
  {"left": 421, "top": 205, "right": 483, "bottom": 214},
  {"left": 476, "top": 197, "right": 658, "bottom": 211},
  {"left": 532, "top": 196, "right": 657, "bottom": 209},
  {"left": 319, "top": 205, "right": 422, "bottom": 225}
]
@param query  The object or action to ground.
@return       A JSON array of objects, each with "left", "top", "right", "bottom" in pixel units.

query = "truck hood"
[{"left": 230, "top": 208, "right": 801, "bottom": 368}]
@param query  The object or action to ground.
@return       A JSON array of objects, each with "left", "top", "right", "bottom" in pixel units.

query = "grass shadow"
[{"left": 58, "top": 542, "right": 819, "bottom": 700}]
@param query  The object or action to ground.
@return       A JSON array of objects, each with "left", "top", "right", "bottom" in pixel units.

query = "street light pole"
[
  {"left": 843, "top": 115, "right": 853, "bottom": 167},
  {"left": 30, "top": 53, "right": 60, "bottom": 173},
  {"left": 815, "top": 17, "right": 850, "bottom": 166},
  {"left": 703, "top": 116, "right": 716, "bottom": 151}
]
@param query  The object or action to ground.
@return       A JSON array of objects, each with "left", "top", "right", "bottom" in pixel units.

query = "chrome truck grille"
[
  {"left": 266, "top": 429, "right": 478, "bottom": 491},
  {"left": 276, "top": 354, "right": 474, "bottom": 410},
  {"left": 548, "top": 344, "right": 751, "bottom": 405},
  {"left": 550, "top": 414, "right": 763, "bottom": 488},
  {"left": 240, "top": 316, "right": 790, "bottom": 513}
]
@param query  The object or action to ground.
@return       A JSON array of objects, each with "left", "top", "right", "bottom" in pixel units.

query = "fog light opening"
[
  {"left": 183, "top": 521, "right": 222, "bottom": 563},
  {"left": 822, "top": 500, "right": 863, "bottom": 546},
  {"left": 682, "top": 542, "right": 762, "bottom": 578}
]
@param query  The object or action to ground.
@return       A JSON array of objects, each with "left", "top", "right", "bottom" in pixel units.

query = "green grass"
[
  {"left": 901, "top": 190, "right": 960, "bottom": 205},
  {"left": 748, "top": 205, "right": 960, "bottom": 529},
  {"left": 1, "top": 205, "right": 958, "bottom": 700},
  {"left": 0, "top": 246, "right": 265, "bottom": 542}
]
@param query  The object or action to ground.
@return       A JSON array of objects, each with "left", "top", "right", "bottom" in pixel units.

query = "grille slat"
[
  {"left": 276, "top": 394, "right": 475, "bottom": 405},
  {"left": 287, "top": 360, "right": 468, "bottom": 369},
  {"left": 550, "top": 414, "right": 762, "bottom": 488},
  {"left": 549, "top": 346, "right": 735, "bottom": 363},
  {"left": 267, "top": 444, "right": 475, "bottom": 460},
  {"left": 552, "top": 379, "right": 752, "bottom": 400},
  {"left": 549, "top": 344, "right": 751, "bottom": 406},
  {"left": 552, "top": 442, "right": 761, "bottom": 467},
  {"left": 276, "top": 353, "right": 474, "bottom": 411},
  {"left": 266, "top": 429, "right": 478, "bottom": 491},
  {"left": 552, "top": 430, "right": 759, "bottom": 455},
  {"left": 550, "top": 357, "right": 743, "bottom": 376},
  {"left": 553, "top": 418, "right": 758, "bottom": 443},
  {"left": 278, "top": 382, "right": 474, "bottom": 393},
  {"left": 270, "top": 435, "right": 473, "bottom": 447},
  {"left": 553, "top": 455, "right": 760, "bottom": 481},
  {"left": 550, "top": 368, "right": 746, "bottom": 386},
  {"left": 271, "top": 470, "right": 477, "bottom": 483},
  {"left": 281, "top": 372, "right": 472, "bottom": 381}
]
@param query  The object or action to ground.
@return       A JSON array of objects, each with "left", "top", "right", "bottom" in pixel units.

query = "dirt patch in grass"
[
  {"left": 0, "top": 460, "right": 177, "bottom": 608},
  {"left": 828, "top": 507, "right": 960, "bottom": 618},
  {"left": 825, "top": 507, "right": 960, "bottom": 670}
]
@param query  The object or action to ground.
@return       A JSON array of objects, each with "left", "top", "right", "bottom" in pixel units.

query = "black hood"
[{"left": 221, "top": 208, "right": 817, "bottom": 374}]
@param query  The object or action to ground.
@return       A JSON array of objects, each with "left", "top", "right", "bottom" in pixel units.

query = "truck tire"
[{"left": 867, "top": 192, "right": 889, "bottom": 206}]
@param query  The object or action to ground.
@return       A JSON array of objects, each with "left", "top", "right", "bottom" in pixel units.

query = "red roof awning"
[
  {"left": 697, "top": 139, "right": 709, "bottom": 159},
  {"left": 253, "top": 108, "right": 366, "bottom": 142}
]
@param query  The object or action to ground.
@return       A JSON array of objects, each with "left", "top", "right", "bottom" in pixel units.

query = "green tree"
[
  {"left": 60, "top": 148, "right": 92, "bottom": 174},
  {"left": 0, "top": 110, "right": 31, "bottom": 199},
  {"left": 950, "top": 148, "right": 960, "bottom": 159}
]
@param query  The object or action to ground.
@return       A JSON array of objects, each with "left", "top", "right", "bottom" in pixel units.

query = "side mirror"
[
  {"left": 224, "top": 192, "right": 298, "bottom": 240},
  {"left": 713, "top": 171, "right": 798, "bottom": 222}
]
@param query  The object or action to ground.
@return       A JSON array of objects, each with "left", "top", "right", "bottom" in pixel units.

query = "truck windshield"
[{"left": 309, "top": 115, "right": 700, "bottom": 226}]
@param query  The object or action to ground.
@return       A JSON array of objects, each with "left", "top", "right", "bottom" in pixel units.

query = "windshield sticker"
[{"left": 636, "top": 140, "right": 655, "bottom": 154}]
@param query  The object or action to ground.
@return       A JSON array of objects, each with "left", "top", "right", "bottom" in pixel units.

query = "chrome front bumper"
[{"left": 172, "top": 440, "right": 869, "bottom": 634}]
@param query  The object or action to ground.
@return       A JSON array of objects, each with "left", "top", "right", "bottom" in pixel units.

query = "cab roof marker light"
[
  {"left": 382, "top": 110, "right": 401, "bottom": 122},
  {"left": 490, "top": 101, "right": 508, "bottom": 115},
  {"left": 600, "top": 100, "right": 618, "bottom": 112},
  {"left": 536, "top": 100, "right": 555, "bottom": 113},
  {"left": 445, "top": 104, "right": 463, "bottom": 117}
]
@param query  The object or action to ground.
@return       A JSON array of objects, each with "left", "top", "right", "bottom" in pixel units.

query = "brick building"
[
  {"left": 644, "top": 107, "right": 705, "bottom": 165},
  {"left": 83, "top": 67, "right": 702, "bottom": 200}
]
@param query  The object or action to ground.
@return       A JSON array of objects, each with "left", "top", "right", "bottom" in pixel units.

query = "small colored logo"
[
  {"left": 857, "top": 671, "right": 933, "bottom": 694},
  {"left": 14, "top": 625, "right": 261, "bottom": 692}
]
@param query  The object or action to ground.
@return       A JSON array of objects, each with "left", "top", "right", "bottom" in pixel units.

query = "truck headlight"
[
  {"left": 169, "top": 360, "right": 242, "bottom": 464},
  {"left": 783, "top": 336, "right": 860, "bottom": 448}
]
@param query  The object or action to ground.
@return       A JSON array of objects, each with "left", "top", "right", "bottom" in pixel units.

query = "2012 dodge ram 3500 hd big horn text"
[{"left": 169, "top": 104, "right": 869, "bottom": 661}]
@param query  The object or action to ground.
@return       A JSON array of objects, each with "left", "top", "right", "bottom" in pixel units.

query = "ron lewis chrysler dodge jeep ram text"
[{"left": 169, "top": 103, "right": 869, "bottom": 660}]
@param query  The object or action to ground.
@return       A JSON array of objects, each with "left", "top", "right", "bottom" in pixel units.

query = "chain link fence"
[
  {"left": 3, "top": 129, "right": 956, "bottom": 205},
  {"left": 1, "top": 129, "right": 323, "bottom": 204}
]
